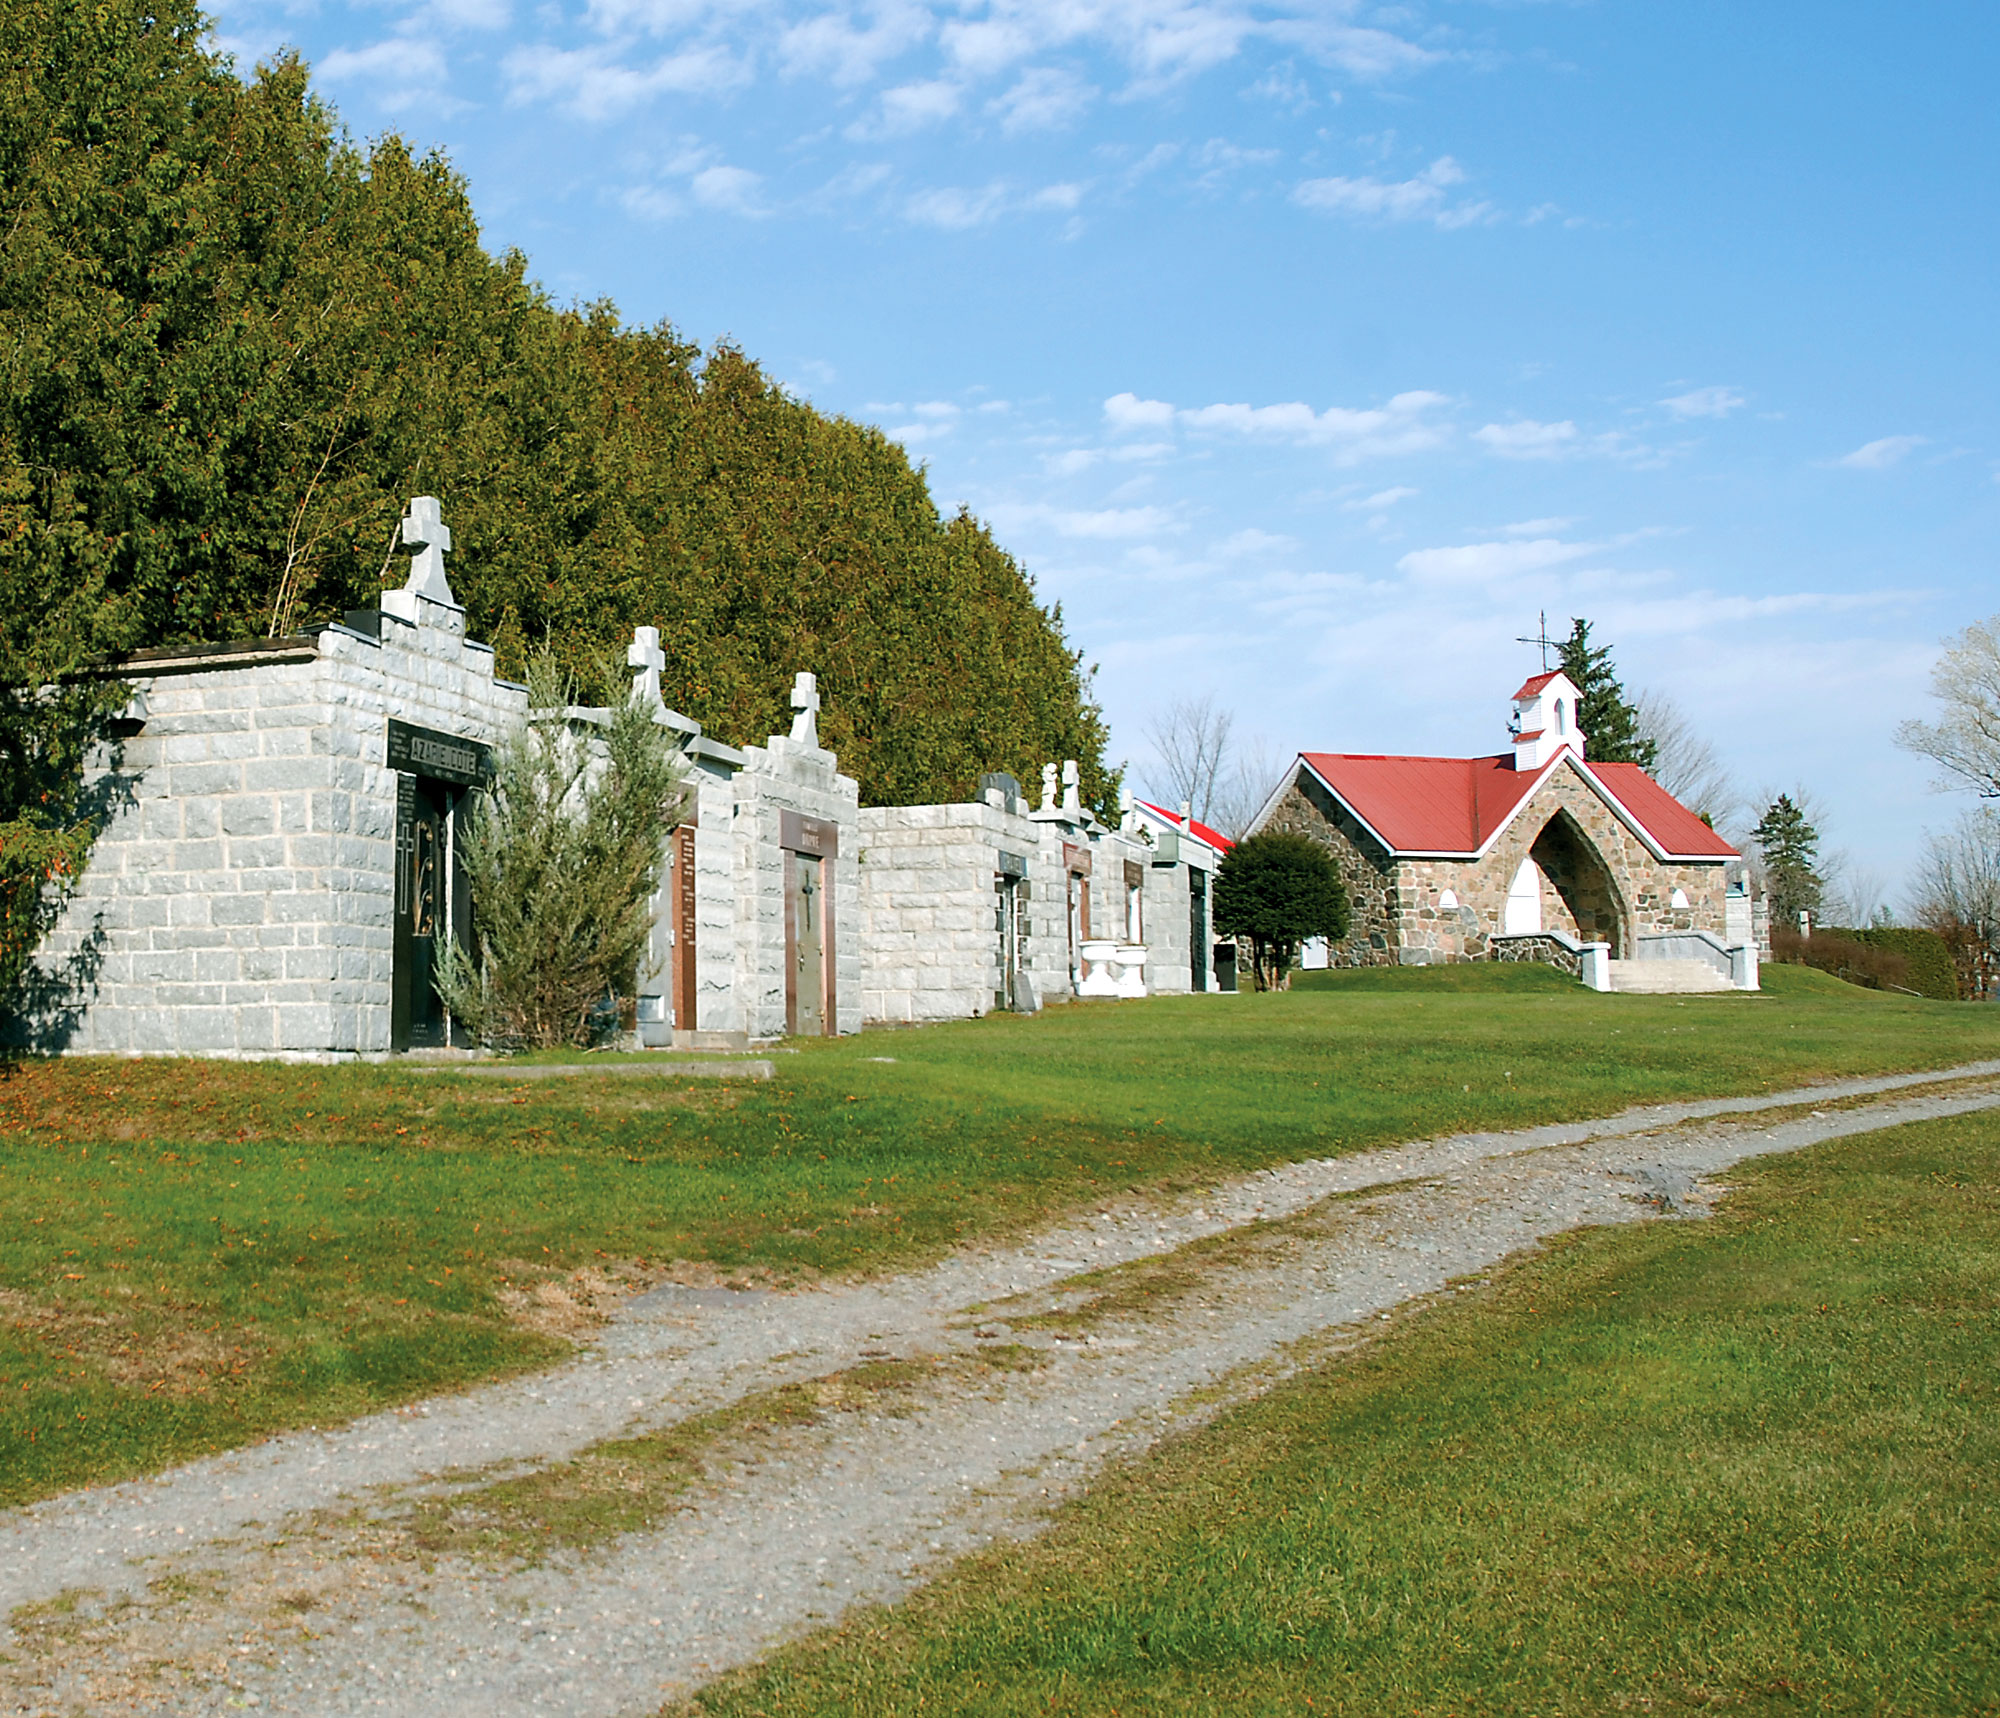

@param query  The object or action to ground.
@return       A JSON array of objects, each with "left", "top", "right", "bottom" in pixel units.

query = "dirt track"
[{"left": 4, "top": 1059, "right": 1996, "bottom": 1715}]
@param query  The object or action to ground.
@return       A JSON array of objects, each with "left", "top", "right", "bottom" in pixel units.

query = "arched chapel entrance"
[{"left": 1521, "top": 810, "right": 1627, "bottom": 957}]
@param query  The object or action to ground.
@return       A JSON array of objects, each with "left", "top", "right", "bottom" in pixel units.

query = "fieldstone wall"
[
  {"left": 27, "top": 592, "right": 527, "bottom": 1057},
  {"left": 1257, "top": 777, "right": 1400, "bottom": 965},
  {"left": 1489, "top": 933, "right": 1583, "bottom": 977}
]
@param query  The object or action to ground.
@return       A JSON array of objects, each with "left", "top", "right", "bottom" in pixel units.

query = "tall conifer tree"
[
  {"left": 1753, "top": 794, "right": 1825, "bottom": 928},
  {"left": 1557, "top": 619, "right": 1657, "bottom": 769}
]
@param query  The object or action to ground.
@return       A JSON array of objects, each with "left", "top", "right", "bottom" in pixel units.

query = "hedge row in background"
[
  {"left": 0, "top": 0, "right": 1114, "bottom": 815},
  {"left": 1773, "top": 926, "right": 1959, "bottom": 1002}
]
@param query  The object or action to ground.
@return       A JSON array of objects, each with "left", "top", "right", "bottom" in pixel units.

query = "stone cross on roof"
[
  {"left": 399, "top": 496, "right": 455, "bottom": 603},
  {"left": 1061, "top": 758, "right": 1081, "bottom": 815},
  {"left": 789, "top": 670, "right": 821, "bottom": 747},
  {"left": 628, "top": 626, "right": 666, "bottom": 707}
]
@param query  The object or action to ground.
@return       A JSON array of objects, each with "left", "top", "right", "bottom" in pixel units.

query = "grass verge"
[
  {"left": 2, "top": 963, "right": 1997, "bottom": 1509},
  {"left": 678, "top": 1106, "right": 2000, "bottom": 1717}
]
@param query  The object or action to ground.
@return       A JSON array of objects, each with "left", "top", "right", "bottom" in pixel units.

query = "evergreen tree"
[
  {"left": 0, "top": 0, "right": 1120, "bottom": 1004},
  {"left": 435, "top": 658, "right": 684, "bottom": 1048},
  {"left": 1753, "top": 794, "right": 1825, "bottom": 929},
  {"left": 1557, "top": 619, "right": 1657, "bottom": 769},
  {"left": 1213, "top": 831, "right": 1349, "bottom": 991}
]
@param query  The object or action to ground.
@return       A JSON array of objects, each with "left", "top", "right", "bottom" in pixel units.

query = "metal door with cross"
[
  {"left": 781, "top": 810, "right": 839, "bottom": 1036},
  {"left": 388, "top": 719, "right": 492, "bottom": 1052},
  {"left": 994, "top": 852, "right": 1030, "bottom": 1012}
]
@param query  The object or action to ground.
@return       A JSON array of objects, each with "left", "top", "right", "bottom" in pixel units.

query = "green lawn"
[
  {"left": 1, "top": 963, "right": 1996, "bottom": 1509},
  {"left": 684, "top": 1107, "right": 2000, "bottom": 1718}
]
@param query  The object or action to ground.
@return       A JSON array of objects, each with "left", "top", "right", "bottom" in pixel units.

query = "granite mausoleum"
[
  {"left": 1250, "top": 670, "right": 1757, "bottom": 993},
  {"left": 19, "top": 497, "right": 1220, "bottom": 1058}
]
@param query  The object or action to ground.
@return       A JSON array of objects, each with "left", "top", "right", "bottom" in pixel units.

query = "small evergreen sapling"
[
  {"left": 1213, "top": 830, "right": 1349, "bottom": 991},
  {"left": 1752, "top": 793, "right": 1825, "bottom": 930},
  {"left": 435, "top": 659, "right": 684, "bottom": 1048}
]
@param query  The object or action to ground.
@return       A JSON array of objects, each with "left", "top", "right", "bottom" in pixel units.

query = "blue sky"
[{"left": 211, "top": 0, "right": 1998, "bottom": 902}]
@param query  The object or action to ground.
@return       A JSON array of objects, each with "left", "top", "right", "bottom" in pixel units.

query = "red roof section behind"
[
  {"left": 1299, "top": 753, "right": 1538, "bottom": 852},
  {"left": 1586, "top": 762, "right": 1739, "bottom": 857},
  {"left": 1512, "top": 669, "right": 1562, "bottom": 700},
  {"left": 1136, "top": 800, "right": 1235, "bottom": 852},
  {"left": 1296, "top": 752, "right": 1739, "bottom": 859}
]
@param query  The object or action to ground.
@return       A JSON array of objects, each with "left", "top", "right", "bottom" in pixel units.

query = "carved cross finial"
[
  {"left": 628, "top": 626, "right": 666, "bottom": 706},
  {"left": 399, "top": 496, "right": 455, "bottom": 604},
  {"left": 1040, "top": 762, "right": 1058, "bottom": 813},
  {"left": 1061, "top": 758, "right": 1081, "bottom": 815},
  {"left": 789, "top": 670, "right": 821, "bottom": 746}
]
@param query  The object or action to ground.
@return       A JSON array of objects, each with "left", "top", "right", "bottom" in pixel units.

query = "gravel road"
[{"left": 4, "top": 1059, "right": 1997, "bottom": 1715}]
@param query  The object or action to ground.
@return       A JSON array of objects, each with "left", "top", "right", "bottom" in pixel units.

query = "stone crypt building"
[{"left": 1250, "top": 670, "right": 1758, "bottom": 991}]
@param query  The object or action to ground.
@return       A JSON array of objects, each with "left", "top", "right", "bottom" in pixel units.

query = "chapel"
[{"left": 1250, "top": 669, "right": 1758, "bottom": 991}]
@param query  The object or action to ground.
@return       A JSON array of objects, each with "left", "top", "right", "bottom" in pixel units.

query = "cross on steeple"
[
  {"left": 399, "top": 496, "right": 455, "bottom": 603},
  {"left": 1517, "top": 609, "right": 1561, "bottom": 671},
  {"left": 628, "top": 626, "right": 666, "bottom": 706},
  {"left": 789, "top": 670, "right": 821, "bottom": 746}
]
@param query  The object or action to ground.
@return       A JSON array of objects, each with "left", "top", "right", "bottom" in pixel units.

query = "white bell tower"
[{"left": 1509, "top": 670, "right": 1585, "bottom": 771}]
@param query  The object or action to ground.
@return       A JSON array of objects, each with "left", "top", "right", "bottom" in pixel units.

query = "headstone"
[{"left": 789, "top": 670, "right": 821, "bottom": 746}]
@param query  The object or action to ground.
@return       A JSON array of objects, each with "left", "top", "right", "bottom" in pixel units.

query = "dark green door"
[{"left": 392, "top": 776, "right": 453, "bottom": 1050}]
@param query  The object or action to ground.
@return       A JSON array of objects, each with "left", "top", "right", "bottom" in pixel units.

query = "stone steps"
[{"left": 1607, "top": 958, "right": 1737, "bottom": 994}]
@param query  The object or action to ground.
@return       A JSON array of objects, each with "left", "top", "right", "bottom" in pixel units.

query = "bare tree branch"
[
  {"left": 1141, "top": 695, "right": 1235, "bottom": 828},
  {"left": 1896, "top": 615, "right": 2000, "bottom": 798},
  {"left": 1634, "top": 688, "right": 1741, "bottom": 831}
]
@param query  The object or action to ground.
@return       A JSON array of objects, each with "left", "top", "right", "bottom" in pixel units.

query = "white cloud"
[
  {"left": 1473, "top": 418, "right": 1578, "bottom": 460},
  {"left": 779, "top": 4, "right": 931, "bottom": 86},
  {"left": 902, "top": 182, "right": 1009, "bottom": 228},
  {"left": 1031, "top": 181, "right": 1085, "bottom": 210},
  {"left": 1293, "top": 157, "right": 1493, "bottom": 228},
  {"left": 504, "top": 41, "right": 746, "bottom": 117},
  {"left": 1397, "top": 536, "right": 1601, "bottom": 584},
  {"left": 1496, "top": 515, "right": 1578, "bottom": 536},
  {"left": 989, "top": 501, "right": 1183, "bottom": 539},
  {"left": 1216, "top": 527, "right": 1297, "bottom": 557},
  {"left": 1834, "top": 434, "right": 1927, "bottom": 470},
  {"left": 1104, "top": 392, "right": 1177, "bottom": 432},
  {"left": 319, "top": 36, "right": 450, "bottom": 90},
  {"left": 1344, "top": 486, "right": 1418, "bottom": 511},
  {"left": 1661, "top": 385, "right": 1745, "bottom": 420},
  {"left": 1101, "top": 389, "right": 1449, "bottom": 464},
  {"left": 1243, "top": 59, "right": 1312, "bottom": 110},
  {"left": 988, "top": 65, "right": 1095, "bottom": 134},
  {"left": 619, "top": 183, "right": 686, "bottom": 220},
  {"left": 428, "top": 0, "right": 512, "bottom": 29},
  {"left": 850, "top": 77, "right": 964, "bottom": 136},
  {"left": 691, "top": 164, "right": 767, "bottom": 214},
  {"left": 1179, "top": 390, "right": 1451, "bottom": 463}
]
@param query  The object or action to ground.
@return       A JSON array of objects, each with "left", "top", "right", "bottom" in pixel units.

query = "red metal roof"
[
  {"left": 1586, "top": 762, "right": 1740, "bottom": 857},
  {"left": 1295, "top": 752, "right": 1738, "bottom": 860},
  {"left": 1299, "top": 753, "right": 1541, "bottom": 853},
  {"left": 1511, "top": 670, "right": 1562, "bottom": 700},
  {"left": 1136, "top": 800, "right": 1235, "bottom": 853}
]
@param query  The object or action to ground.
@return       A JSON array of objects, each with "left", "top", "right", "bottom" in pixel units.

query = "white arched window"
[{"left": 1553, "top": 698, "right": 1567, "bottom": 735}]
